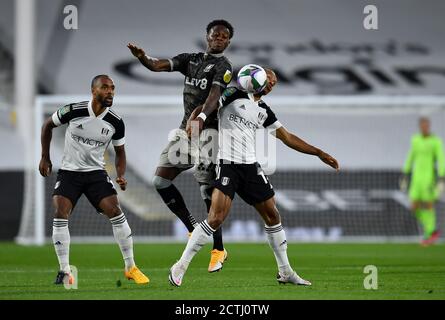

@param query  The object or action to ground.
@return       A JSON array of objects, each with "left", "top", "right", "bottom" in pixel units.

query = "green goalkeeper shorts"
[{"left": 409, "top": 181, "right": 438, "bottom": 202}]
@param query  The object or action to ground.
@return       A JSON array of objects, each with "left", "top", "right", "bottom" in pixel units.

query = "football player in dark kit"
[{"left": 127, "top": 20, "right": 233, "bottom": 272}]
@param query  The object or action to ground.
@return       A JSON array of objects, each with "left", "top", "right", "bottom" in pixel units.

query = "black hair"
[
  {"left": 206, "top": 19, "right": 234, "bottom": 39},
  {"left": 91, "top": 74, "right": 111, "bottom": 88}
]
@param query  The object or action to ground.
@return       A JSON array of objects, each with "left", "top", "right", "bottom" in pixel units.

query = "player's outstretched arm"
[
  {"left": 274, "top": 126, "right": 339, "bottom": 171},
  {"left": 39, "top": 117, "right": 57, "bottom": 177},
  {"left": 114, "top": 145, "right": 127, "bottom": 191},
  {"left": 127, "top": 43, "right": 171, "bottom": 72}
]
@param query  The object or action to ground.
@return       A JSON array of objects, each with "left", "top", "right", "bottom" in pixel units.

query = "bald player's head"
[
  {"left": 259, "top": 68, "right": 277, "bottom": 96},
  {"left": 419, "top": 116, "right": 431, "bottom": 136},
  {"left": 91, "top": 74, "right": 115, "bottom": 108},
  {"left": 91, "top": 74, "right": 112, "bottom": 88}
]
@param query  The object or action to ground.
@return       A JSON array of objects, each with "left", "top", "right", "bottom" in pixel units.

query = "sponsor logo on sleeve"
[
  {"left": 223, "top": 87, "right": 237, "bottom": 97},
  {"left": 58, "top": 105, "right": 71, "bottom": 118},
  {"left": 223, "top": 70, "right": 232, "bottom": 84}
]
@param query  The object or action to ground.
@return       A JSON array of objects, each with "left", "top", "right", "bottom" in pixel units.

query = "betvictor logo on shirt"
[
  {"left": 71, "top": 133, "right": 105, "bottom": 147},
  {"left": 229, "top": 113, "right": 258, "bottom": 129}
]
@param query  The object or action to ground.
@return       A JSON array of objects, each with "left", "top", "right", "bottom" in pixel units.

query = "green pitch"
[{"left": 0, "top": 242, "right": 444, "bottom": 300}]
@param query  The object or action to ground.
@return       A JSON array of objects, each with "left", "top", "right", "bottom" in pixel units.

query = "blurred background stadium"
[{"left": 1, "top": 0, "right": 445, "bottom": 245}]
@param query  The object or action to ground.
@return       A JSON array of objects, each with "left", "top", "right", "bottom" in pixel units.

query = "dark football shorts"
[
  {"left": 52, "top": 169, "right": 117, "bottom": 212},
  {"left": 212, "top": 161, "right": 275, "bottom": 205}
]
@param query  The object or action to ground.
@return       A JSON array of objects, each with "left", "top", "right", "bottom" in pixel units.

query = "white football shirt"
[
  {"left": 51, "top": 100, "right": 125, "bottom": 172},
  {"left": 217, "top": 87, "right": 282, "bottom": 164}
]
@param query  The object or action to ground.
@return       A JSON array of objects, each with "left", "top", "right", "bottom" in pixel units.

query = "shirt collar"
[
  {"left": 88, "top": 100, "right": 109, "bottom": 119},
  {"left": 204, "top": 52, "right": 224, "bottom": 58}
]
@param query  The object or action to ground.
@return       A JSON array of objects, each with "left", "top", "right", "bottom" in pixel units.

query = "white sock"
[
  {"left": 179, "top": 220, "right": 214, "bottom": 268},
  {"left": 110, "top": 213, "right": 135, "bottom": 271},
  {"left": 265, "top": 223, "right": 293, "bottom": 275},
  {"left": 52, "top": 218, "right": 70, "bottom": 273}
]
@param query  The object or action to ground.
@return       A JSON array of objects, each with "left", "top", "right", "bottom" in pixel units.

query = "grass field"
[{"left": 0, "top": 242, "right": 444, "bottom": 300}]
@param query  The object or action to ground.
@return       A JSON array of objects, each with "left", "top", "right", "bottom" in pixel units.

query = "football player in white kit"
[
  {"left": 169, "top": 68, "right": 339, "bottom": 287},
  {"left": 39, "top": 75, "right": 149, "bottom": 285}
]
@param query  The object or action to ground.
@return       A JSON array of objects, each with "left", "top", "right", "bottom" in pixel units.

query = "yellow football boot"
[
  {"left": 208, "top": 249, "right": 228, "bottom": 273},
  {"left": 125, "top": 266, "right": 150, "bottom": 284}
]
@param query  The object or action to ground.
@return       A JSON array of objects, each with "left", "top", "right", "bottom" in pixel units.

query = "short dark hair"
[
  {"left": 91, "top": 74, "right": 111, "bottom": 88},
  {"left": 206, "top": 19, "right": 234, "bottom": 39}
]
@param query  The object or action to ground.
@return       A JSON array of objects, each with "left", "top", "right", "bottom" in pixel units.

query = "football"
[{"left": 237, "top": 64, "right": 268, "bottom": 93}]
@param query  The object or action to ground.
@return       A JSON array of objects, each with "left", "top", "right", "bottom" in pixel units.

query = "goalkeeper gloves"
[{"left": 399, "top": 175, "right": 409, "bottom": 192}]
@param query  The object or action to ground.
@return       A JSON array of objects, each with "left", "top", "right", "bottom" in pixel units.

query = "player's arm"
[
  {"left": 40, "top": 103, "right": 85, "bottom": 177},
  {"left": 187, "top": 85, "right": 237, "bottom": 136},
  {"left": 400, "top": 137, "right": 415, "bottom": 191},
  {"left": 196, "top": 63, "right": 233, "bottom": 131},
  {"left": 112, "top": 119, "right": 127, "bottom": 190},
  {"left": 114, "top": 145, "right": 127, "bottom": 191},
  {"left": 127, "top": 43, "right": 171, "bottom": 72},
  {"left": 192, "top": 84, "right": 225, "bottom": 134},
  {"left": 434, "top": 138, "right": 445, "bottom": 194},
  {"left": 39, "top": 117, "right": 57, "bottom": 177},
  {"left": 187, "top": 85, "right": 232, "bottom": 137},
  {"left": 435, "top": 138, "right": 445, "bottom": 178},
  {"left": 195, "top": 85, "right": 224, "bottom": 131},
  {"left": 186, "top": 105, "right": 203, "bottom": 138},
  {"left": 403, "top": 137, "right": 415, "bottom": 175},
  {"left": 274, "top": 126, "right": 339, "bottom": 171}
]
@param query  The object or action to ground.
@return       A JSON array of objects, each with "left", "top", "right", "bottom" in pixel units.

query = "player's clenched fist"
[
  {"left": 39, "top": 157, "right": 52, "bottom": 177},
  {"left": 116, "top": 176, "right": 127, "bottom": 191}
]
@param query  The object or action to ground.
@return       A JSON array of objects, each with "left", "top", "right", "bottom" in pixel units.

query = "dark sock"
[
  {"left": 156, "top": 184, "right": 196, "bottom": 232},
  {"left": 204, "top": 198, "right": 224, "bottom": 251},
  {"left": 212, "top": 228, "right": 224, "bottom": 251}
]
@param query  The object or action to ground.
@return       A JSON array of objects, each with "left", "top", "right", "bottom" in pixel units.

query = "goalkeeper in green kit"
[{"left": 401, "top": 117, "right": 445, "bottom": 245}]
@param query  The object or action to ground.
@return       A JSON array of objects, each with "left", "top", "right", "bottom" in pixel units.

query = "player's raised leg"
[
  {"left": 155, "top": 163, "right": 227, "bottom": 272},
  {"left": 98, "top": 194, "right": 149, "bottom": 284},
  {"left": 153, "top": 166, "right": 198, "bottom": 232},
  {"left": 255, "top": 197, "right": 311, "bottom": 286},
  {"left": 52, "top": 195, "right": 74, "bottom": 285},
  {"left": 169, "top": 188, "right": 231, "bottom": 286},
  {"left": 191, "top": 121, "right": 228, "bottom": 272}
]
